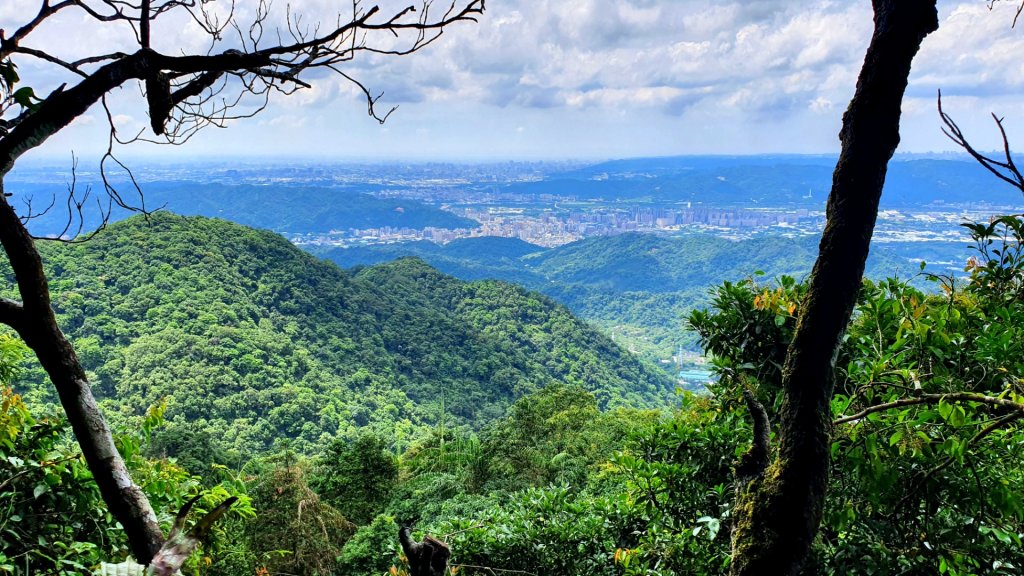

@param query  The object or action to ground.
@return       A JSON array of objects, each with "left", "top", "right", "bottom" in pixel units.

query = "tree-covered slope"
[
  {"left": 317, "top": 231, "right": 934, "bottom": 362},
  {"left": 523, "top": 233, "right": 817, "bottom": 292},
  {"left": 312, "top": 236, "right": 547, "bottom": 286},
  {"left": 12, "top": 213, "right": 673, "bottom": 454}
]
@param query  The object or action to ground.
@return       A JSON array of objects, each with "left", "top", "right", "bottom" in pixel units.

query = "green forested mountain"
[
  {"left": 318, "top": 232, "right": 942, "bottom": 361},
  {"left": 5, "top": 215, "right": 1021, "bottom": 576},
  {"left": 10, "top": 213, "right": 672, "bottom": 455},
  {"left": 310, "top": 236, "right": 548, "bottom": 286}
]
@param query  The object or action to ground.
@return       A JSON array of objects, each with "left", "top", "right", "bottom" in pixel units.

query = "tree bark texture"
[{"left": 728, "top": 2, "right": 938, "bottom": 574}]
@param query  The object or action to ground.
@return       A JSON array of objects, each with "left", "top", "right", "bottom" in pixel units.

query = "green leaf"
[
  {"left": 950, "top": 405, "right": 967, "bottom": 428},
  {"left": 0, "top": 60, "right": 18, "bottom": 92},
  {"left": 12, "top": 86, "right": 40, "bottom": 111},
  {"left": 33, "top": 482, "right": 49, "bottom": 499},
  {"left": 889, "top": 430, "right": 903, "bottom": 447}
]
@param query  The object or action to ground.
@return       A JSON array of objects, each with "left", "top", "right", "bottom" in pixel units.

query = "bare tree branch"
[
  {"left": 988, "top": 0, "right": 1024, "bottom": 27},
  {"left": 8, "top": 46, "right": 89, "bottom": 77},
  {"left": 736, "top": 389, "right": 771, "bottom": 480},
  {"left": 938, "top": 90, "right": 1024, "bottom": 193},
  {"left": 0, "top": 297, "right": 25, "bottom": 331},
  {"left": 0, "top": 182, "right": 164, "bottom": 561},
  {"left": 0, "top": 1, "right": 486, "bottom": 173},
  {"left": 0, "top": 1, "right": 83, "bottom": 62}
]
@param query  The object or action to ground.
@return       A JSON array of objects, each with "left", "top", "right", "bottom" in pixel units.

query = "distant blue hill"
[
  {"left": 503, "top": 156, "right": 1023, "bottom": 208},
  {"left": 311, "top": 236, "right": 547, "bottom": 287},
  {"left": 9, "top": 155, "right": 1019, "bottom": 239},
  {"left": 5, "top": 179, "right": 475, "bottom": 237}
]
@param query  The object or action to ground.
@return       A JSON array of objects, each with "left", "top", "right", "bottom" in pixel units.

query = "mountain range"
[
  {"left": 313, "top": 232, "right": 970, "bottom": 360},
  {"left": 9, "top": 213, "right": 673, "bottom": 455}
]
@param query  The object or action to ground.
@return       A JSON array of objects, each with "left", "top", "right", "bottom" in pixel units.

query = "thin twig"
[
  {"left": 938, "top": 90, "right": 1024, "bottom": 194},
  {"left": 834, "top": 392, "right": 1024, "bottom": 425}
]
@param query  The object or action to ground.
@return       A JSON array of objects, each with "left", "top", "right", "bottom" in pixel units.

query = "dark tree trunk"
[
  {"left": 399, "top": 527, "right": 450, "bottom": 576},
  {"left": 728, "top": 2, "right": 938, "bottom": 574},
  {"left": 0, "top": 184, "right": 165, "bottom": 563}
]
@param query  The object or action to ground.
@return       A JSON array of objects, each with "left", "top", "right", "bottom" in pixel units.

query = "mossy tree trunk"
[{"left": 728, "top": 2, "right": 939, "bottom": 574}]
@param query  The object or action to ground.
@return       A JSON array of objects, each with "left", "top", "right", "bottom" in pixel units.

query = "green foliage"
[
  {"left": 0, "top": 331, "right": 251, "bottom": 575},
  {"left": 144, "top": 423, "right": 237, "bottom": 481},
  {"left": 0, "top": 387, "right": 112, "bottom": 575},
  {"left": 475, "top": 383, "right": 656, "bottom": 492},
  {"left": 11, "top": 87, "right": 40, "bottom": 112},
  {"left": 442, "top": 486, "right": 626, "bottom": 575},
  {"left": 406, "top": 395, "right": 737, "bottom": 576},
  {"left": 688, "top": 215, "right": 1024, "bottom": 575},
  {"left": 11, "top": 203, "right": 1017, "bottom": 575},
  {"left": 0, "top": 59, "right": 37, "bottom": 121},
  {"left": 335, "top": 514, "right": 404, "bottom": 576},
  {"left": 0, "top": 60, "right": 19, "bottom": 95},
  {"left": 390, "top": 427, "right": 485, "bottom": 519},
  {"left": 608, "top": 395, "right": 740, "bottom": 575},
  {"left": 688, "top": 274, "right": 804, "bottom": 410},
  {"left": 8, "top": 213, "right": 672, "bottom": 456},
  {"left": 312, "top": 433, "right": 398, "bottom": 525},
  {"left": 248, "top": 462, "right": 353, "bottom": 576},
  {"left": 0, "top": 338, "right": 113, "bottom": 574},
  {"left": 0, "top": 387, "right": 253, "bottom": 575},
  {"left": 0, "top": 335, "right": 25, "bottom": 385},
  {"left": 812, "top": 217, "right": 1024, "bottom": 575}
]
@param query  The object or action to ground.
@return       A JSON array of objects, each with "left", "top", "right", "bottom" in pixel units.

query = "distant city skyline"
[{"left": 2, "top": 0, "right": 1022, "bottom": 161}]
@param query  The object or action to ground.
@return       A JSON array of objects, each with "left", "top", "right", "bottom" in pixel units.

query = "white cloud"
[
  {"left": 913, "top": 2, "right": 1024, "bottom": 95},
  {"left": 260, "top": 114, "right": 310, "bottom": 129},
  {"left": 2, "top": 0, "right": 1022, "bottom": 160}
]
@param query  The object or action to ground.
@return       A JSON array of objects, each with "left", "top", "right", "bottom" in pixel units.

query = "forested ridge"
[
  {"left": 318, "top": 231, "right": 940, "bottom": 361},
  {"left": 2, "top": 214, "right": 1022, "bottom": 576},
  {"left": 6, "top": 213, "right": 673, "bottom": 456}
]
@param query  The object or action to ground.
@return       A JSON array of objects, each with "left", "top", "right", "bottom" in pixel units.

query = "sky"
[{"left": 2, "top": 0, "right": 1024, "bottom": 161}]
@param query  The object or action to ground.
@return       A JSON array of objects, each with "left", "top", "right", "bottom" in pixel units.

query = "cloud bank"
[{"left": 2, "top": 0, "right": 1022, "bottom": 159}]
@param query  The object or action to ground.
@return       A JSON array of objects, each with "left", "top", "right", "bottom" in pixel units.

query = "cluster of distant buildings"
[
  {"left": 291, "top": 205, "right": 816, "bottom": 248},
  {"left": 563, "top": 206, "right": 811, "bottom": 232},
  {"left": 292, "top": 225, "right": 476, "bottom": 247},
  {"left": 456, "top": 205, "right": 814, "bottom": 246}
]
